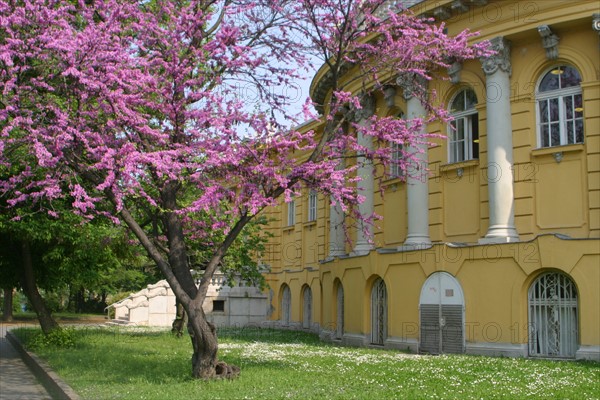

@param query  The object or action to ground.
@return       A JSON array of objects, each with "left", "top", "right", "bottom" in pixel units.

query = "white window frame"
[
  {"left": 390, "top": 112, "right": 405, "bottom": 178},
  {"left": 448, "top": 89, "right": 478, "bottom": 164},
  {"left": 536, "top": 66, "right": 584, "bottom": 148},
  {"left": 390, "top": 142, "right": 404, "bottom": 178},
  {"left": 307, "top": 190, "right": 318, "bottom": 222},
  {"left": 287, "top": 199, "right": 295, "bottom": 226}
]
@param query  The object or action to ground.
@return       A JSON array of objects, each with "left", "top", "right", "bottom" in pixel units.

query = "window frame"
[
  {"left": 448, "top": 89, "right": 479, "bottom": 164},
  {"left": 307, "top": 190, "right": 318, "bottom": 222},
  {"left": 535, "top": 65, "right": 584, "bottom": 148},
  {"left": 286, "top": 199, "right": 296, "bottom": 226}
]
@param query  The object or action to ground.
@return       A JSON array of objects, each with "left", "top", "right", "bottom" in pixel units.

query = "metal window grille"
[
  {"left": 528, "top": 272, "right": 578, "bottom": 358},
  {"left": 281, "top": 286, "right": 291, "bottom": 326},
  {"left": 336, "top": 284, "right": 344, "bottom": 339},
  {"left": 371, "top": 278, "right": 387, "bottom": 345},
  {"left": 303, "top": 287, "right": 312, "bottom": 329}
]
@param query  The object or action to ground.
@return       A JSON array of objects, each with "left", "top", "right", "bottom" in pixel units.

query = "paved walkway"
[{"left": 0, "top": 323, "right": 53, "bottom": 400}]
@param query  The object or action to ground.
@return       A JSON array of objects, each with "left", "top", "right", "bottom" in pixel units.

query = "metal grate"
[
  {"left": 303, "top": 286, "right": 312, "bottom": 329},
  {"left": 336, "top": 284, "right": 344, "bottom": 339},
  {"left": 528, "top": 272, "right": 578, "bottom": 358},
  {"left": 371, "top": 278, "right": 387, "bottom": 345},
  {"left": 281, "top": 285, "right": 291, "bottom": 326}
]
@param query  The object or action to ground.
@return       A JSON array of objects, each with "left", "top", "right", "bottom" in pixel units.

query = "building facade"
[{"left": 262, "top": 0, "right": 600, "bottom": 361}]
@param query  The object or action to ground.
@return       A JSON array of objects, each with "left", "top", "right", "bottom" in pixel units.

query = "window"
[
  {"left": 390, "top": 142, "right": 404, "bottom": 178},
  {"left": 371, "top": 278, "right": 387, "bottom": 345},
  {"left": 307, "top": 190, "right": 317, "bottom": 222},
  {"left": 281, "top": 285, "right": 291, "bottom": 326},
  {"left": 212, "top": 300, "right": 225, "bottom": 312},
  {"left": 302, "top": 286, "right": 312, "bottom": 330},
  {"left": 390, "top": 111, "right": 405, "bottom": 178},
  {"left": 537, "top": 65, "right": 583, "bottom": 148},
  {"left": 448, "top": 89, "right": 479, "bottom": 163},
  {"left": 528, "top": 272, "right": 578, "bottom": 358},
  {"left": 287, "top": 199, "right": 295, "bottom": 226}
]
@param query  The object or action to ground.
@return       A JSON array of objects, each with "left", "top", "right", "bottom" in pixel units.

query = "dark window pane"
[
  {"left": 471, "top": 115, "right": 479, "bottom": 159},
  {"left": 539, "top": 100, "right": 548, "bottom": 123},
  {"left": 549, "top": 98, "right": 559, "bottom": 122},
  {"left": 451, "top": 92, "right": 465, "bottom": 112},
  {"left": 465, "top": 89, "right": 477, "bottom": 109},
  {"left": 551, "top": 123, "right": 560, "bottom": 146},
  {"left": 457, "top": 141, "right": 464, "bottom": 161},
  {"left": 567, "top": 121, "right": 574, "bottom": 144},
  {"left": 561, "top": 66, "right": 582, "bottom": 88},
  {"left": 541, "top": 125, "right": 549, "bottom": 147},
  {"left": 456, "top": 119, "right": 465, "bottom": 140},
  {"left": 540, "top": 70, "right": 559, "bottom": 92},
  {"left": 565, "top": 95, "right": 573, "bottom": 120},
  {"left": 575, "top": 120, "right": 584, "bottom": 143}
]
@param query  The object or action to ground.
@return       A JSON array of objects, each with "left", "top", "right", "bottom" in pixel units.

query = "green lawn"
[{"left": 13, "top": 327, "right": 600, "bottom": 400}]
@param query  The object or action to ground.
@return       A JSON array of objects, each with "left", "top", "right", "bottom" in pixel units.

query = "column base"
[
  {"left": 479, "top": 226, "right": 520, "bottom": 244},
  {"left": 352, "top": 241, "right": 373, "bottom": 256},
  {"left": 400, "top": 235, "right": 432, "bottom": 251}
]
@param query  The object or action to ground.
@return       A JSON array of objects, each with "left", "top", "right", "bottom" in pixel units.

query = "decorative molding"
[
  {"left": 383, "top": 85, "right": 398, "bottom": 108},
  {"left": 448, "top": 61, "right": 463, "bottom": 84},
  {"left": 350, "top": 93, "right": 376, "bottom": 122},
  {"left": 538, "top": 25, "right": 560, "bottom": 60},
  {"left": 481, "top": 37, "right": 512, "bottom": 76},
  {"left": 396, "top": 73, "right": 428, "bottom": 100},
  {"left": 433, "top": 6, "right": 451, "bottom": 21},
  {"left": 451, "top": 0, "right": 469, "bottom": 14},
  {"left": 593, "top": 13, "right": 600, "bottom": 34},
  {"left": 553, "top": 152, "right": 563, "bottom": 163}
]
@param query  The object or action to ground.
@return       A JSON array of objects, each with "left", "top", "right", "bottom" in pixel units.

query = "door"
[{"left": 419, "top": 272, "right": 465, "bottom": 354}]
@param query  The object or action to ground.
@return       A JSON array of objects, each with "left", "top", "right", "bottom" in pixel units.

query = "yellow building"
[{"left": 262, "top": 0, "right": 600, "bottom": 361}]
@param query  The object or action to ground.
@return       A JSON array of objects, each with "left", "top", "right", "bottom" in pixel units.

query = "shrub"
[{"left": 28, "top": 328, "right": 78, "bottom": 350}]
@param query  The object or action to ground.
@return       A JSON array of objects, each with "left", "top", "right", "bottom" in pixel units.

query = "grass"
[{"left": 12, "top": 326, "right": 600, "bottom": 400}]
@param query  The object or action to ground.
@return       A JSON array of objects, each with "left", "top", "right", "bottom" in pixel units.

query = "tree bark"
[
  {"left": 2, "top": 287, "right": 14, "bottom": 322},
  {"left": 20, "top": 240, "right": 59, "bottom": 334}
]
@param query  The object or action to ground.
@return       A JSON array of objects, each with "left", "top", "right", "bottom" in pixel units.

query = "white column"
[
  {"left": 353, "top": 96, "right": 376, "bottom": 255},
  {"left": 480, "top": 37, "right": 519, "bottom": 243},
  {"left": 401, "top": 92, "right": 431, "bottom": 249}
]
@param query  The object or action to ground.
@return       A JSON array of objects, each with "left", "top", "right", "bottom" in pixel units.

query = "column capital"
[
  {"left": 396, "top": 73, "right": 428, "bottom": 100},
  {"left": 593, "top": 14, "right": 600, "bottom": 35},
  {"left": 481, "top": 37, "right": 512, "bottom": 76},
  {"left": 351, "top": 93, "right": 376, "bottom": 122}
]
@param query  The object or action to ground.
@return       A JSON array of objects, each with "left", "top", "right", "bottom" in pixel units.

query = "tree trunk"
[
  {"left": 20, "top": 240, "right": 59, "bottom": 334},
  {"left": 2, "top": 287, "right": 14, "bottom": 322},
  {"left": 186, "top": 303, "right": 239, "bottom": 380}
]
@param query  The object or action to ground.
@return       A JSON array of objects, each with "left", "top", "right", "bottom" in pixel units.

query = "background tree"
[{"left": 1, "top": 0, "right": 490, "bottom": 378}]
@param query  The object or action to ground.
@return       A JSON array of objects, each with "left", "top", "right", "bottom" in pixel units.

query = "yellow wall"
[{"left": 263, "top": 0, "right": 600, "bottom": 358}]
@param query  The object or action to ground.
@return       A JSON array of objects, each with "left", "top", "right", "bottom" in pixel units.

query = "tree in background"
[{"left": 1, "top": 0, "right": 490, "bottom": 378}]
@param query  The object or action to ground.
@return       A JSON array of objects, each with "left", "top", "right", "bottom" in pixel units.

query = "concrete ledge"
[
  {"left": 466, "top": 341, "right": 527, "bottom": 358},
  {"left": 7, "top": 331, "right": 80, "bottom": 400},
  {"left": 385, "top": 337, "right": 418, "bottom": 353},
  {"left": 576, "top": 345, "right": 600, "bottom": 362}
]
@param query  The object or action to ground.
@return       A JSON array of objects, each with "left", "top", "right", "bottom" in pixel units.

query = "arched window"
[
  {"left": 528, "top": 272, "right": 578, "bottom": 358},
  {"left": 370, "top": 278, "right": 387, "bottom": 345},
  {"left": 536, "top": 65, "right": 584, "bottom": 148},
  {"left": 302, "top": 286, "right": 312, "bottom": 330},
  {"left": 448, "top": 88, "right": 479, "bottom": 163},
  {"left": 281, "top": 284, "right": 291, "bottom": 326}
]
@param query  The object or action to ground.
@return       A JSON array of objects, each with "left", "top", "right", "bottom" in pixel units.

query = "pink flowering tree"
[{"left": 1, "top": 0, "right": 489, "bottom": 379}]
